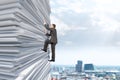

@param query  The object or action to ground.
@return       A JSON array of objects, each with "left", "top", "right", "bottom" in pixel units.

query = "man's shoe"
[
  {"left": 41, "top": 49, "right": 47, "bottom": 52},
  {"left": 48, "top": 59, "right": 55, "bottom": 62}
]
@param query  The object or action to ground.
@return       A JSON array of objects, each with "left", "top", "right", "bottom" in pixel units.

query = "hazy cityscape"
[{"left": 50, "top": 60, "right": 120, "bottom": 80}]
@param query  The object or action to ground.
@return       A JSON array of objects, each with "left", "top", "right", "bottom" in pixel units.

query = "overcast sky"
[{"left": 50, "top": 0, "right": 120, "bottom": 66}]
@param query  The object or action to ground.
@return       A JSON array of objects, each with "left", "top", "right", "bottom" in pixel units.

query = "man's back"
[{"left": 50, "top": 28, "right": 57, "bottom": 44}]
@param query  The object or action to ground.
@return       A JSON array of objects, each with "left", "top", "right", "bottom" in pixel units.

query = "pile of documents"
[{"left": 0, "top": 0, "right": 51, "bottom": 80}]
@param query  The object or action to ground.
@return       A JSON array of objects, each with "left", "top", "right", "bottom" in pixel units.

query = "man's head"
[{"left": 50, "top": 24, "right": 56, "bottom": 29}]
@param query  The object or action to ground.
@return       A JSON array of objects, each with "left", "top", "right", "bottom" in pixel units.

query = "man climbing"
[{"left": 42, "top": 19, "right": 58, "bottom": 62}]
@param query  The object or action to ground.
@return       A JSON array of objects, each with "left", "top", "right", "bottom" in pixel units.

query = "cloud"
[
  {"left": 51, "top": 0, "right": 120, "bottom": 30},
  {"left": 50, "top": 0, "right": 120, "bottom": 65},
  {"left": 91, "top": 13, "right": 120, "bottom": 32},
  {"left": 115, "top": 41, "right": 120, "bottom": 46},
  {"left": 50, "top": 0, "right": 120, "bottom": 47},
  {"left": 50, "top": 0, "right": 83, "bottom": 14},
  {"left": 64, "top": 41, "right": 73, "bottom": 45},
  {"left": 70, "top": 26, "right": 88, "bottom": 31},
  {"left": 50, "top": 16, "right": 70, "bottom": 36},
  {"left": 50, "top": 15, "right": 87, "bottom": 36}
]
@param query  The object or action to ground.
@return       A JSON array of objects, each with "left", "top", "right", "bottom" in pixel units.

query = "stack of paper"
[{"left": 0, "top": 0, "right": 51, "bottom": 80}]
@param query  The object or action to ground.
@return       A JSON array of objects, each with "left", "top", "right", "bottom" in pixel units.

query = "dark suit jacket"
[{"left": 44, "top": 24, "right": 58, "bottom": 44}]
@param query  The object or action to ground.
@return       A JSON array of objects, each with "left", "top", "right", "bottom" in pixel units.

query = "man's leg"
[
  {"left": 42, "top": 39, "right": 50, "bottom": 52},
  {"left": 51, "top": 43, "right": 56, "bottom": 61}
]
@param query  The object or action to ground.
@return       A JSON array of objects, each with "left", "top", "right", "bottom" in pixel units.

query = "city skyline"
[{"left": 50, "top": 0, "right": 120, "bottom": 65}]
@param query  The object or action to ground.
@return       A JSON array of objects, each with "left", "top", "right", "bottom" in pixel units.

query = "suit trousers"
[{"left": 43, "top": 39, "right": 56, "bottom": 60}]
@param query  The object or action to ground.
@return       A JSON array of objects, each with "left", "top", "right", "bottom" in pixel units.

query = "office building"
[
  {"left": 76, "top": 60, "right": 83, "bottom": 72},
  {"left": 84, "top": 64, "right": 94, "bottom": 71}
]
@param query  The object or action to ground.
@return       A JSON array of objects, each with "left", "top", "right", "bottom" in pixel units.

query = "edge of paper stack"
[{"left": 0, "top": 0, "right": 51, "bottom": 80}]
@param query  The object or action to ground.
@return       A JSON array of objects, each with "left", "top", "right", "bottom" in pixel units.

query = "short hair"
[{"left": 52, "top": 24, "right": 56, "bottom": 28}]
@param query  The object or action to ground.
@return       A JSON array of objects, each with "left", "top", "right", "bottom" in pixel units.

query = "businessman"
[{"left": 42, "top": 20, "right": 58, "bottom": 62}]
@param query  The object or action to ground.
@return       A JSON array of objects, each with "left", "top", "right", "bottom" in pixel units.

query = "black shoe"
[
  {"left": 48, "top": 59, "right": 55, "bottom": 62},
  {"left": 41, "top": 49, "right": 47, "bottom": 52}
]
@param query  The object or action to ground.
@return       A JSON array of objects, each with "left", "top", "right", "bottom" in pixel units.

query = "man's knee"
[{"left": 45, "top": 39, "right": 50, "bottom": 43}]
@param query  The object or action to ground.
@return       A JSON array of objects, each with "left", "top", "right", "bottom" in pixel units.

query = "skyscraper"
[
  {"left": 76, "top": 60, "right": 83, "bottom": 72},
  {"left": 84, "top": 64, "right": 94, "bottom": 71}
]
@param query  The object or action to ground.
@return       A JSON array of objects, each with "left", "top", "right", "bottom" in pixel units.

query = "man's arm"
[
  {"left": 46, "top": 33, "right": 51, "bottom": 36},
  {"left": 44, "top": 24, "right": 51, "bottom": 30},
  {"left": 43, "top": 24, "right": 51, "bottom": 36},
  {"left": 43, "top": 18, "right": 51, "bottom": 36},
  {"left": 43, "top": 18, "right": 51, "bottom": 30}
]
